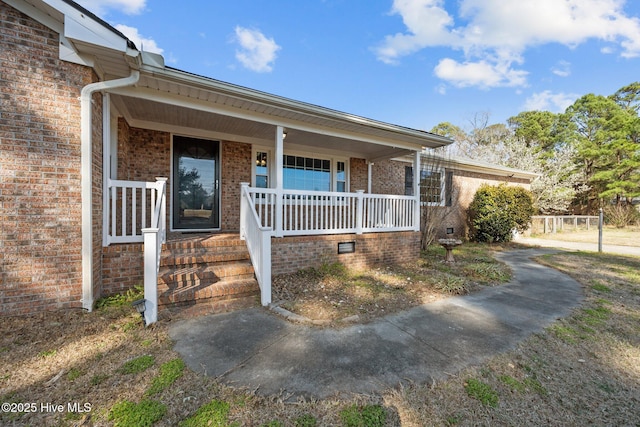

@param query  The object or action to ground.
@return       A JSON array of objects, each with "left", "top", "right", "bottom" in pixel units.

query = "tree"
[
  {"left": 507, "top": 110, "right": 558, "bottom": 151},
  {"left": 563, "top": 93, "right": 640, "bottom": 208}
]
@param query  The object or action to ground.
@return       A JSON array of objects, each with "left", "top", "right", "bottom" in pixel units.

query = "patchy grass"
[
  {"left": 464, "top": 378, "right": 499, "bottom": 407},
  {"left": 272, "top": 243, "right": 511, "bottom": 324},
  {"left": 146, "top": 358, "right": 185, "bottom": 396},
  {"left": 0, "top": 247, "right": 638, "bottom": 426},
  {"left": 119, "top": 354, "right": 155, "bottom": 375}
]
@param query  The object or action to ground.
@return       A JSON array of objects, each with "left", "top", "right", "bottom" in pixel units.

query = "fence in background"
[{"left": 530, "top": 215, "right": 600, "bottom": 234}]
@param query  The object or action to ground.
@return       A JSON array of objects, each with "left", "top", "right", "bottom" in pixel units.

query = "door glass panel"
[{"left": 173, "top": 136, "right": 219, "bottom": 229}]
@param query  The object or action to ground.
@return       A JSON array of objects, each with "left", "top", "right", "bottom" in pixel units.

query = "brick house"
[{"left": 0, "top": 0, "right": 534, "bottom": 323}]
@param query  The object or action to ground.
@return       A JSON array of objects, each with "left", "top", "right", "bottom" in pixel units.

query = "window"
[
  {"left": 421, "top": 170, "right": 442, "bottom": 204},
  {"left": 255, "top": 151, "right": 268, "bottom": 188},
  {"left": 282, "top": 155, "right": 346, "bottom": 192},
  {"left": 404, "top": 166, "right": 413, "bottom": 196},
  {"left": 405, "top": 166, "right": 447, "bottom": 205},
  {"left": 336, "top": 161, "right": 346, "bottom": 192}
]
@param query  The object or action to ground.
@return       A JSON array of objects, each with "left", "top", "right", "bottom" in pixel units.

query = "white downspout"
[{"left": 81, "top": 70, "right": 140, "bottom": 311}]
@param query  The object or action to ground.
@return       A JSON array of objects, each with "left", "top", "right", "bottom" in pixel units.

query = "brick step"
[
  {"left": 158, "top": 261, "right": 255, "bottom": 287},
  {"left": 162, "top": 233, "right": 244, "bottom": 250},
  {"left": 160, "top": 247, "right": 250, "bottom": 268},
  {"left": 158, "top": 277, "right": 260, "bottom": 306}
]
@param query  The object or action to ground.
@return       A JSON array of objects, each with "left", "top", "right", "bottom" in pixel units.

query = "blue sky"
[{"left": 79, "top": 0, "right": 640, "bottom": 132}]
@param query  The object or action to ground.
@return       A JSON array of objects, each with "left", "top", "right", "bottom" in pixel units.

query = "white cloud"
[
  {"left": 523, "top": 90, "right": 579, "bottom": 112},
  {"left": 115, "top": 24, "right": 163, "bottom": 54},
  {"left": 234, "top": 27, "right": 281, "bottom": 73},
  {"left": 551, "top": 60, "right": 571, "bottom": 77},
  {"left": 435, "top": 57, "right": 528, "bottom": 88},
  {"left": 375, "top": 0, "right": 640, "bottom": 88},
  {"left": 76, "top": 0, "right": 146, "bottom": 16}
]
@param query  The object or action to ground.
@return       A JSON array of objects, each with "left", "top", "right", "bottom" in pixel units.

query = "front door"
[{"left": 172, "top": 136, "right": 220, "bottom": 230}]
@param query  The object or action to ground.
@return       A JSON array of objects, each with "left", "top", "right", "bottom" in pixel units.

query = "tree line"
[{"left": 431, "top": 82, "right": 640, "bottom": 219}]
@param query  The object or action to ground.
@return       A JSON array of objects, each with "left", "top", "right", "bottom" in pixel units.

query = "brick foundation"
[
  {"left": 101, "top": 243, "right": 144, "bottom": 297},
  {"left": 271, "top": 231, "right": 420, "bottom": 275}
]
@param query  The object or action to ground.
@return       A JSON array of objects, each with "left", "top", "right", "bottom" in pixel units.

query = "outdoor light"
[
  {"left": 282, "top": 130, "right": 288, "bottom": 140},
  {"left": 132, "top": 298, "right": 147, "bottom": 326}
]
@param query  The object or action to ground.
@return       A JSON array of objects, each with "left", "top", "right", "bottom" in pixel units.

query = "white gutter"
[{"left": 81, "top": 70, "right": 140, "bottom": 311}]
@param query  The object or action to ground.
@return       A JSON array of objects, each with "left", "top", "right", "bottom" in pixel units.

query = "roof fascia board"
[
  {"left": 62, "top": 12, "right": 127, "bottom": 52},
  {"left": 141, "top": 65, "right": 451, "bottom": 148},
  {"left": 107, "top": 84, "right": 427, "bottom": 152},
  {"left": 393, "top": 153, "right": 539, "bottom": 180}
]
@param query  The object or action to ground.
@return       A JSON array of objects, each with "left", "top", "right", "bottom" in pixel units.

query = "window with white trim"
[{"left": 282, "top": 155, "right": 347, "bottom": 192}]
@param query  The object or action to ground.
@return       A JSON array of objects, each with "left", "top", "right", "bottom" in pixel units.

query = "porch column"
[
  {"left": 274, "top": 126, "right": 284, "bottom": 237},
  {"left": 413, "top": 151, "right": 421, "bottom": 232},
  {"left": 367, "top": 162, "right": 373, "bottom": 194}
]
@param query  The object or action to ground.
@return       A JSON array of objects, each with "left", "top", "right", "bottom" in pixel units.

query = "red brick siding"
[
  {"left": 102, "top": 243, "right": 144, "bottom": 296},
  {"left": 349, "top": 158, "right": 367, "bottom": 192},
  {"left": 271, "top": 232, "right": 420, "bottom": 275},
  {"left": 0, "top": 3, "right": 94, "bottom": 315},
  {"left": 221, "top": 141, "right": 251, "bottom": 231},
  {"left": 371, "top": 160, "right": 406, "bottom": 195}
]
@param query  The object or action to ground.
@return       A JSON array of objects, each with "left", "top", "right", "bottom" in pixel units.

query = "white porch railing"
[
  {"left": 245, "top": 187, "right": 418, "bottom": 235},
  {"left": 105, "top": 177, "right": 167, "bottom": 325},
  {"left": 106, "top": 178, "right": 168, "bottom": 245},
  {"left": 240, "top": 184, "right": 418, "bottom": 306},
  {"left": 240, "top": 183, "right": 272, "bottom": 306}
]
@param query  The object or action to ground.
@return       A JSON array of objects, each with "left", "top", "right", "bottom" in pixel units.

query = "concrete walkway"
[
  {"left": 169, "top": 248, "right": 583, "bottom": 398},
  {"left": 515, "top": 236, "right": 640, "bottom": 257}
]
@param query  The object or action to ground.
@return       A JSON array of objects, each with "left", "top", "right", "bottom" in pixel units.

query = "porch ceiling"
[{"left": 109, "top": 69, "right": 451, "bottom": 162}]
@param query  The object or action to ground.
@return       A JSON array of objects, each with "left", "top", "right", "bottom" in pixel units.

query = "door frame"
[{"left": 170, "top": 134, "right": 222, "bottom": 232}]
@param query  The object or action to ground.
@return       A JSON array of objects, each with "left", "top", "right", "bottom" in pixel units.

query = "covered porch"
[{"left": 93, "top": 56, "right": 450, "bottom": 324}]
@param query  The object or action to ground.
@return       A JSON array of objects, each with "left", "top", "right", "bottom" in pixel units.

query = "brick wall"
[
  {"left": 221, "top": 141, "right": 251, "bottom": 231},
  {"left": 371, "top": 159, "right": 406, "bottom": 195},
  {"left": 271, "top": 231, "right": 420, "bottom": 275},
  {"left": 349, "top": 158, "right": 367, "bottom": 192},
  {"left": 102, "top": 243, "right": 144, "bottom": 296},
  {"left": 0, "top": 3, "right": 94, "bottom": 315}
]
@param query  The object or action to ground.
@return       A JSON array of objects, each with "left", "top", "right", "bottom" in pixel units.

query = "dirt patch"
[{"left": 272, "top": 244, "right": 511, "bottom": 325}]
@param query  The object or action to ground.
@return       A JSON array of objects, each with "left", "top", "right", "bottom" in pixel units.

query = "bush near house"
[{"left": 467, "top": 184, "right": 534, "bottom": 243}]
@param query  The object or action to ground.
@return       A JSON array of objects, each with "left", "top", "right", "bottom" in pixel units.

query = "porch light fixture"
[
  {"left": 338, "top": 241, "right": 356, "bottom": 254},
  {"left": 132, "top": 298, "right": 147, "bottom": 326},
  {"left": 282, "top": 130, "right": 288, "bottom": 140}
]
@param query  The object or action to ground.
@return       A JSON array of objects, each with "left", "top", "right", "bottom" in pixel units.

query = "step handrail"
[{"left": 240, "top": 183, "right": 272, "bottom": 306}]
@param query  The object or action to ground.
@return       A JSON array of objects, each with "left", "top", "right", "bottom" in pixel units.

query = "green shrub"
[{"left": 467, "top": 184, "right": 535, "bottom": 243}]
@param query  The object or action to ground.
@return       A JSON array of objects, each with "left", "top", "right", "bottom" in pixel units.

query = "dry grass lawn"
[
  {"left": 531, "top": 225, "right": 640, "bottom": 247},
  {"left": 1, "top": 246, "right": 639, "bottom": 426}
]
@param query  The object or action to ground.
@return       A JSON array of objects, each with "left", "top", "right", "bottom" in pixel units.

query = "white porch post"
[
  {"left": 274, "top": 126, "right": 284, "bottom": 237},
  {"left": 413, "top": 151, "right": 421, "bottom": 232},
  {"left": 102, "top": 93, "right": 111, "bottom": 247},
  {"left": 367, "top": 162, "right": 373, "bottom": 194},
  {"left": 141, "top": 227, "right": 159, "bottom": 325}
]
